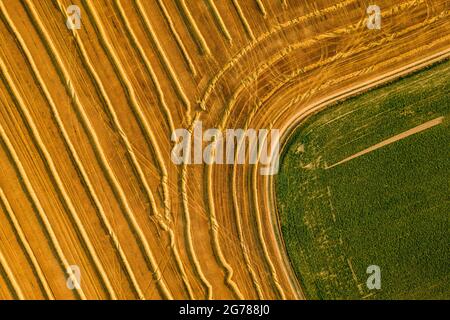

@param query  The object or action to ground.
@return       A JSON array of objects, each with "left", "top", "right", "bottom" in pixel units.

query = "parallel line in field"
[
  {"left": 82, "top": 0, "right": 194, "bottom": 298},
  {"left": 23, "top": 0, "right": 170, "bottom": 299},
  {"left": 156, "top": 0, "right": 197, "bottom": 76},
  {"left": 56, "top": 0, "right": 175, "bottom": 298},
  {"left": 113, "top": 0, "right": 176, "bottom": 134},
  {"left": 231, "top": 18, "right": 450, "bottom": 299},
  {"left": 209, "top": 87, "right": 285, "bottom": 298},
  {"left": 211, "top": 0, "right": 443, "bottom": 299},
  {"left": 0, "top": 5, "right": 145, "bottom": 299},
  {"left": 0, "top": 239, "right": 25, "bottom": 299},
  {"left": 77, "top": 0, "right": 172, "bottom": 224},
  {"left": 134, "top": 0, "right": 192, "bottom": 116},
  {"left": 0, "top": 121, "right": 87, "bottom": 300},
  {"left": 262, "top": 45, "right": 450, "bottom": 302},
  {"left": 256, "top": 0, "right": 267, "bottom": 17},
  {"left": 232, "top": 0, "right": 255, "bottom": 41},
  {"left": 292, "top": 37, "right": 450, "bottom": 109},
  {"left": 218, "top": 90, "right": 290, "bottom": 299},
  {"left": 0, "top": 53, "right": 118, "bottom": 300},
  {"left": 106, "top": 7, "right": 204, "bottom": 295},
  {"left": 243, "top": 8, "right": 450, "bottom": 119},
  {"left": 230, "top": 130, "right": 265, "bottom": 299},
  {"left": 218, "top": 0, "right": 435, "bottom": 130},
  {"left": 177, "top": 0, "right": 211, "bottom": 55},
  {"left": 184, "top": 0, "right": 359, "bottom": 299},
  {"left": 200, "top": 0, "right": 359, "bottom": 110},
  {"left": 0, "top": 188, "right": 54, "bottom": 299},
  {"left": 283, "top": 37, "right": 450, "bottom": 111},
  {"left": 205, "top": 162, "right": 244, "bottom": 299},
  {"left": 251, "top": 128, "right": 286, "bottom": 299},
  {"left": 205, "top": 0, "right": 233, "bottom": 42},
  {"left": 181, "top": 113, "right": 213, "bottom": 299},
  {"left": 227, "top": 104, "right": 290, "bottom": 298},
  {"left": 112, "top": 0, "right": 176, "bottom": 167}
]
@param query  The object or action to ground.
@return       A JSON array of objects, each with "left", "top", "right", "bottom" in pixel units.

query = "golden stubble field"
[{"left": 0, "top": 0, "right": 448, "bottom": 299}]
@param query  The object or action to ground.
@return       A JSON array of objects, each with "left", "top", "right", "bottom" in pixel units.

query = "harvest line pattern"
[{"left": 0, "top": 0, "right": 448, "bottom": 299}]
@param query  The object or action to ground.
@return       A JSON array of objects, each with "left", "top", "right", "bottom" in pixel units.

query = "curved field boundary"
[
  {"left": 202, "top": 0, "right": 446, "bottom": 299},
  {"left": 266, "top": 49, "right": 450, "bottom": 300},
  {"left": 200, "top": 0, "right": 359, "bottom": 110}
]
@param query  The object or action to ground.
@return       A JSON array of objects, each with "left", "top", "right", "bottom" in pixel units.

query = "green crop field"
[{"left": 276, "top": 60, "right": 449, "bottom": 300}]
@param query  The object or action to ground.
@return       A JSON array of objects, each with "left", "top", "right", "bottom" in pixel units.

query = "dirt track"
[{"left": 0, "top": 0, "right": 448, "bottom": 299}]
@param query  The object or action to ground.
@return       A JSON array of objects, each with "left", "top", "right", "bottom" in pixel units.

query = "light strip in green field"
[{"left": 326, "top": 116, "right": 445, "bottom": 169}]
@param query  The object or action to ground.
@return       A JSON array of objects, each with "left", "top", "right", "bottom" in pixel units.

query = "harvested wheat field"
[{"left": 0, "top": 0, "right": 448, "bottom": 300}]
